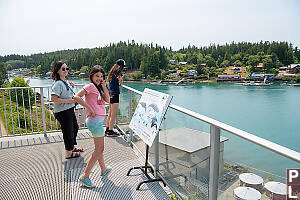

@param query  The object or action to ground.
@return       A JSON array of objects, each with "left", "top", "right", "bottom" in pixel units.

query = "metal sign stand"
[
  {"left": 127, "top": 144, "right": 166, "bottom": 190},
  {"left": 127, "top": 88, "right": 172, "bottom": 190}
]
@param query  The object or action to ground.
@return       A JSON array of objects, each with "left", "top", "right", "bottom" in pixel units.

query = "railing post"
[
  {"left": 9, "top": 89, "right": 15, "bottom": 135},
  {"left": 209, "top": 125, "right": 220, "bottom": 200},
  {"left": 128, "top": 90, "right": 132, "bottom": 121},
  {"left": 40, "top": 88, "right": 47, "bottom": 137},
  {"left": 2, "top": 90, "right": 8, "bottom": 137},
  {"left": 0, "top": 113, "right": 2, "bottom": 137},
  {"left": 115, "top": 110, "right": 119, "bottom": 126},
  {"left": 128, "top": 90, "right": 133, "bottom": 147},
  {"left": 154, "top": 132, "right": 159, "bottom": 177}
]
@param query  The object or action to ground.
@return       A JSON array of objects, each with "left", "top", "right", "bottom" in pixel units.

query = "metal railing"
[
  {"left": 1, "top": 84, "right": 300, "bottom": 200},
  {"left": 119, "top": 84, "right": 300, "bottom": 200},
  {"left": 0, "top": 85, "right": 87, "bottom": 137}
]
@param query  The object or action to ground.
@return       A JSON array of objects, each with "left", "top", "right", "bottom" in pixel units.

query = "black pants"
[{"left": 54, "top": 107, "right": 79, "bottom": 151}]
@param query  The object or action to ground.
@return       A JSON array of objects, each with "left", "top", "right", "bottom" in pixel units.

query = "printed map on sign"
[{"left": 129, "top": 88, "right": 173, "bottom": 147}]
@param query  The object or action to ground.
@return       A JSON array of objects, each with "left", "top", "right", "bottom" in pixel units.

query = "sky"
[{"left": 0, "top": 0, "right": 299, "bottom": 56}]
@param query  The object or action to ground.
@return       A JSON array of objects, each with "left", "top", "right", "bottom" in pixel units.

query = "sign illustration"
[{"left": 129, "top": 88, "right": 172, "bottom": 147}]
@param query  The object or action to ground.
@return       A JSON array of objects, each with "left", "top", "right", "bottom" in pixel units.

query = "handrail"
[
  {"left": 122, "top": 85, "right": 143, "bottom": 95},
  {"left": 0, "top": 84, "right": 85, "bottom": 90},
  {"left": 121, "top": 84, "right": 300, "bottom": 163},
  {"left": 170, "top": 105, "right": 300, "bottom": 163},
  {"left": 2, "top": 83, "right": 299, "bottom": 162}
]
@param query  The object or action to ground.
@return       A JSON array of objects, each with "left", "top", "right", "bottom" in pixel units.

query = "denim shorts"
[{"left": 86, "top": 116, "right": 106, "bottom": 138}]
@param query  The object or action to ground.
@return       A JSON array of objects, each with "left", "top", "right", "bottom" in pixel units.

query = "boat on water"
[
  {"left": 175, "top": 78, "right": 185, "bottom": 85},
  {"left": 280, "top": 83, "right": 300, "bottom": 86},
  {"left": 242, "top": 81, "right": 272, "bottom": 86},
  {"left": 236, "top": 78, "right": 272, "bottom": 86},
  {"left": 150, "top": 81, "right": 167, "bottom": 86}
]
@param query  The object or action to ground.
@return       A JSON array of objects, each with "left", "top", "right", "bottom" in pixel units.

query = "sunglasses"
[{"left": 61, "top": 67, "right": 69, "bottom": 71}]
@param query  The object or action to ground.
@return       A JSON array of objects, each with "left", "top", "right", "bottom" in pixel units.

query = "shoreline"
[
  {"left": 9, "top": 76, "right": 300, "bottom": 85},
  {"left": 123, "top": 80, "right": 215, "bottom": 84}
]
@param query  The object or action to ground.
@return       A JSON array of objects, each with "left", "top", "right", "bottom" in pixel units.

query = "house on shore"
[
  {"left": 167, "top": 73, "right": 181, "bottom": 79},
  {"left": 250, "top": 73, "right": 264, "bottom": 79},
  {"left": 231, "top": 67, "right": 241, "bottom": 73},
  {"left": 179, "top": 62, "right": 187, "bottom": 65},
  {"left": 217, "top": 74, "right": 241, "bottom": 82},
  {"left": 277, "top": 73, "right": 297, "bottom": 79},
  {"left": 250, "top": 73, "right": 275, "bottom": 79},
  {"left": 169, "top": 59, "right": 176, "bottom": 64},
  {"left": 256, "top": 63, "right": 264, "bottom": 68},
  {"left": 286, "top": 64, "right": 300, "bottom": 73},
  {"left": 45, "top": 72, "right": 52, "bottom": 77},
  {"left": 187, "top": 70, "right": 198, "bottom": 76}
]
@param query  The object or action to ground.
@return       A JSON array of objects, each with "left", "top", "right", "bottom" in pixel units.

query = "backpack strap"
[{"left": 59, "top": 80, "right": 75, "bottom": 95}]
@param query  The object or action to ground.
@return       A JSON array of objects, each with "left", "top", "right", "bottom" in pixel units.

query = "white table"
[
  {"left": 239, "top": 173, "right": 263, "bottom": 190},
  {"left": 234, "top": 186, "right": 261, "bottom": 200},
  {"left": 264, "top": 181, "right": 286, "bottom": 200}
]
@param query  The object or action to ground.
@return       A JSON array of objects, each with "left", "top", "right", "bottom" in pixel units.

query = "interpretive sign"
[{"left": 129, "top": 88, "right": 172, "bottom": 147}]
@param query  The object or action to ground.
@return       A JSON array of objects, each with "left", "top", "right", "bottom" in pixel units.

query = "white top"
[
  {"left": 234, "top": 187, "right": 261, "bottom": 200},
  {"left": 264, "top": 181, "right": 287, "bottom": 195},
  {"left": 239, "top": 173, "right": 263, "bottom": 185}
]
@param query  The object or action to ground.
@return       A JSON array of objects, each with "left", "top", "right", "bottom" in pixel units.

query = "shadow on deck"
[{"left": 0, "top": 130, "right": 170, "bottom": 200}]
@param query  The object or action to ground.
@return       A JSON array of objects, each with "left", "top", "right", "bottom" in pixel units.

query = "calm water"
[{"left": 28, "top": 78, "right": 300, "bottom": 177}]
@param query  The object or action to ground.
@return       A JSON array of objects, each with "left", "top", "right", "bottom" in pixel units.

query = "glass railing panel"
[
  {"left": 217, "top": 129, "right": 299, "bottom": 200},
  {"left": 123, "top": 90, "right": 145, "bottom": 157},
  {"left": 117, "top": 87, "right": 131, "bottom": 125},
  {"left": 118, "top": 85, "right": 300, "bottom": 200},
  {"left": 149, "top": 108, "right": 211, "bottom": 200}
]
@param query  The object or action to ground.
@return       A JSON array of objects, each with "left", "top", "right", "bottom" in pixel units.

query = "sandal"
[
  {"left": 73, "top": 147, "right": 84, "bottom": 152},
  {"left": 65, "top": 151, "right": 80, "bottom": 159}
]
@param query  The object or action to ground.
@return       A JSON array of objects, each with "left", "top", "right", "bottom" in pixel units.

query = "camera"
[{"left": 116, "top": 59, "right": 127, "bottom": 74}]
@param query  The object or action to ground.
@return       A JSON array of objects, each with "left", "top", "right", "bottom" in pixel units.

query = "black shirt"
[{"left": 108, "top": 75, "right": 120, "bottom": 95}]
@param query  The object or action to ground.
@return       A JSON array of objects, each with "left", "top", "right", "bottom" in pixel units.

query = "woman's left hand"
[
  {"left": 101, "top": 80, "right": 107, "bottom": 88},
  {"left": 69, "top": 81, "right": 75, "bottom": 87}
]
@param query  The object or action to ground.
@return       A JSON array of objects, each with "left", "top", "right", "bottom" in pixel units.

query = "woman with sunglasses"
[{"left": 51, "top": 61, "right": 82, "bottom": 159}]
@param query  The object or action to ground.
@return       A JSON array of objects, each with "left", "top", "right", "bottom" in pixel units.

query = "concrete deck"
[{"left": 0, "top": 130, "right": 170, "bottom": 200}]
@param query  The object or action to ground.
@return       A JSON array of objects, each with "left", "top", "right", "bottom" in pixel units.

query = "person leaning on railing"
[{"left": 50, "top": 61, "right": 83, "bottom": 159}]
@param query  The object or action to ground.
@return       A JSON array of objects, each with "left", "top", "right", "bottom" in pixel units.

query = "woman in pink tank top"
[{"left": 73, "top": 65, "right": 111, "bottom": 188}]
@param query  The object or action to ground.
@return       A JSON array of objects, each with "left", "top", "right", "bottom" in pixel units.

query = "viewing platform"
[{"left": 0, "top": 130, "right": 170, "bottom": 200}]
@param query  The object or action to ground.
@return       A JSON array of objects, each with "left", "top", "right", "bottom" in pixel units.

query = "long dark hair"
[
  {"left": 89, "top": 65, "right": 105, "bottom": 96},
  {"left": 51, "top": 61, "right": 66, "bottom": 81},
  {"left": 107, "top": 64, "right": 121, "bottom": 82}
]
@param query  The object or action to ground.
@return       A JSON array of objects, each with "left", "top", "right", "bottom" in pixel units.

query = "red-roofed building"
[{"left": 256, "top": 63, "right": 264, "bottom": 68}]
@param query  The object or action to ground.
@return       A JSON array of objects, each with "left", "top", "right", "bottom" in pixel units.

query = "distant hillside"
[{"left": 1, "top": 41, "right": 299, "bottom": 77}]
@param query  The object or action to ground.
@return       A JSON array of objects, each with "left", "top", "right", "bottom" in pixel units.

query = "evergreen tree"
[
  {"left": 0, "top": 62, "right": 8, "bottom": 86},
  {"left": 1, "top": 40, "right": 299, "bottom": 77}
]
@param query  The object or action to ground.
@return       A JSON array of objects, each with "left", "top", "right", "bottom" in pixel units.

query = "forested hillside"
[{"left": 1, "top": 40, "right": 299, "bottom": 77}]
